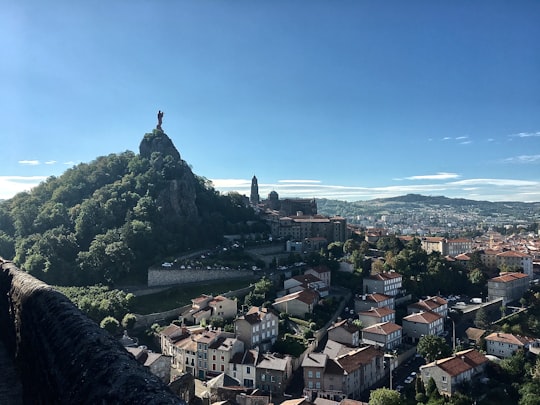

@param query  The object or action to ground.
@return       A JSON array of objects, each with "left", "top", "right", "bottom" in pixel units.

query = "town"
[{"left": 127, "top": 186, "right": 540, "bottom": 405}]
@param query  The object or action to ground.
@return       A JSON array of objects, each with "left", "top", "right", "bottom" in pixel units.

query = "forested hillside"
[{"left": 0, "top": 129, "right": 263, "bottom": 286}]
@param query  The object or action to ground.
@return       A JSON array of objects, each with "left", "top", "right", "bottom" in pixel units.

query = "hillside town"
[{"left": 123, "top": 189, "right": 540, "bottom": 405}]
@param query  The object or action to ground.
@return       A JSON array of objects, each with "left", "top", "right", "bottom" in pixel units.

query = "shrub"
[{"left": 100, "top": 316, "right": 120, "bottom": 335}]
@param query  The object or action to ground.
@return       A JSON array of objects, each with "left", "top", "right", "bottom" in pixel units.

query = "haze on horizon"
[{"left": 2, "top": 1, "right": 540, "bottom": 203}]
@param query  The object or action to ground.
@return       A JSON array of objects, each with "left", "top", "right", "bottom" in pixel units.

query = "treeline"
[{"left": 0, "top": 132, "right": 264, "bottom": 286}]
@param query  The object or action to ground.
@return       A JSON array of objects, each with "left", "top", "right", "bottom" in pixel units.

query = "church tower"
[{"left": 250, "top": 175, "right": 260, "bottom": 205}]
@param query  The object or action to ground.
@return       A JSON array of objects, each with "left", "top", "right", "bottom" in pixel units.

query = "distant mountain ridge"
[{"left": 316, "top": 194, "right": 540, "bottom": 225}]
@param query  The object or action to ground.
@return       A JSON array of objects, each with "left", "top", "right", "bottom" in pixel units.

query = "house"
[
  {"left": 301, "top": 352, "right": 328, "bottom": 399},
  {"left": 207, "top": 336, "right": 245, "bottom": 379},
  {"left": 408, "top": 296, "right": 448, "bottom": 318},
  {"left": 160, "top": 324, "right": 190, "bottom": 359},
  {"left": 305, "top": 265, "right": 332, "bottom": 286},
  {"left": 273, "top": 288, "right": 320, "bottom": 318},
  {"left": 327, "top": 319, "right": 360, "bottom": 347},
  {"left": 485, "top": 332, "right": 532, "bottom": 358},
  {"left": 283, "top": 273, "right": 329, "bottom": 297},
  {"left": 464, "top": 327, "right": 487, "bottom": 347},
  {"left": 421, "top": 237, "right": 446, "bottom": 254},
  {"left": 487, "top": 272, "right": 529, "bottom": 305},
  {"left": 402, "top": 311, "right": 444, "bottom": 342},
  {"left": 496, "top": 251, "right": 533, "bottom": 277},
  {"left": 420, "top": 349, "right": 489, "bottom": 397},
  {"left": 126, "top": 346, "right": 172, "bottom": 383},
  {"left": 302, "top": 346, "right": 385, "bottom": 401},
  {"left": 194, "top": 329, "right": 237, "bottom": 380},
  {"left": 209, "top": 295, "right": 238, "bottom": 320},
  {"left": 361, "top": 322, "right": 402, "bottom": 350},
  {"left": 234, "top": 306, "right": 279, "bottom": 351},
  {"left": 445, "top": 238, "right": 474, "bottom": 256},
  {"left": 362, "top": 271, "right": 402, "bottom": 297},
  {"left": 228, "top": 349, "right": 260, "bottom": 388},
  {"left": 256, "top": 352, "right": 293, "bottom": 398},
  {"left": 181, "top": 294, "right": 238, "bottom": 325},
  {"left": 357, "top": 307, "right": 395, "bottom": 328},
  {"left": 354, "top": 293, "right": 395, "bottom": 312}
]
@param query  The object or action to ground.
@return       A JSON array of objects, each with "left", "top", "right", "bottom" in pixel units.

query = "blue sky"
[{"left": 2, "top": 1, "right": 540, "bottom": 202}]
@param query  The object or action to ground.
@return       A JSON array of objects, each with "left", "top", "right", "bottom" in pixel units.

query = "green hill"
[{"left": 0, "top": 128, "right": 262, "bottom": 286}]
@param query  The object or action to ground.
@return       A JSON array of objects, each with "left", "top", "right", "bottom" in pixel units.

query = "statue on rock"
[{"left": 157, "top": 110, "right": 164, "bottom": 130}]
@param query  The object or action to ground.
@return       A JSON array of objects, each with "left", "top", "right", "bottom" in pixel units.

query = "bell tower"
[{"left": 250, "top": 175, "right": 260, "bottom": 205}]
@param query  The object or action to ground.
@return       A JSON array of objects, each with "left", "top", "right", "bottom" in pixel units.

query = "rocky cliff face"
[{"left": 139, "top": 129, "right": 199, "bottom": 220}]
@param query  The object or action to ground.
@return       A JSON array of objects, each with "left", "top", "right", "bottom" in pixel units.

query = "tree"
[
  {"left": 100, "top": 316, "right": 120, "bottom": 335},
  {"left": 417, "top": 335, "right": 452, "bottom": 362},
  {"left": 327, "top": 242, "right": 344, "bottom": 259},
  {"left": 121, "top": 313, "right": 137, "bottom": 330},
  {"left": 474, "top": 307, "right": 489, "bottom": 329},
  {"left": 368, "top": 387, "right": 401, "bottom": 405}
]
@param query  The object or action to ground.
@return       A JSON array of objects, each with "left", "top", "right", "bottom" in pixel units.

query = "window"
[
  {"left": 221, "top": 365, "right": 224, "bottom": 372},
  {"left": 262, "top": 374, "right": 266, "bottom": 381},
  {"left": 308, "top": 381, "right": 313, "bottom": 389},
  {"left": 246, "top": 367, "right": 251, "bottom": 374},
  {"left": 316, "top": 382, "right": 321, "bottom": 389},
  {"left": 442, "top": 376, "right": 447, "bottom": 382},
  {"left": 308, "top": 371, "right": 313, "bottom": 378},
  {"left": 316, "top": 371, "right": 321, "bottom": 378}
]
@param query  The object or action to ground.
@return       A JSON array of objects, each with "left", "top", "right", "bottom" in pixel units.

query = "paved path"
[{"left": 0, "top": 341, "right": 22, "bottom": 404}]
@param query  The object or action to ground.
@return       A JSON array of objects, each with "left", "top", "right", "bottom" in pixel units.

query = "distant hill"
[
  {"left": 0, "top": 128, "right": 262, "bottom": 286},
  {"left": 317, "top": 194, "right": 540, "bottom": 225}
]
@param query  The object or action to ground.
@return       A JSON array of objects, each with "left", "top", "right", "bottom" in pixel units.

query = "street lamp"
[
  {"left": 387, "top": 350, "right": 398, "bottom": 390},
  {"left": 450, "top": 317, "right": 456, "bottom": 352}
]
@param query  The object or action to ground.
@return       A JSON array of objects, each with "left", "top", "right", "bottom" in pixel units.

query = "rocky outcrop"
[
  {"left": 139, "top": 129, "right": 199, "bottom": 220},
  {"left": 139, "top": 129, "right": 181, "bottom": 161},
  {"left": 0, "top": 259, "right": 184, "bottom": 404}
]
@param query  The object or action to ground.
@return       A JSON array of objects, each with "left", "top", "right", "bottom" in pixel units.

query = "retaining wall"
[
  {"left": 148, "top": 268, "right": 254, "bottom": 287},
  {"left": 0, "top": 260, "right": 183, "bottom": 404}
]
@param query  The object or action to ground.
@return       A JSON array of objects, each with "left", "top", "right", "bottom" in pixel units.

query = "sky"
[{"left": 2, "top": 1, "right": 540, "bottom": 202}]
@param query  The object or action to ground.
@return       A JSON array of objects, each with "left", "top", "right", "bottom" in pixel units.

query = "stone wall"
[
  {"left": 0, "top": 260, "right": 183, "bottom": 404},
  {"left": 148, "top": 267, "right": 254, "bottom": 287}
]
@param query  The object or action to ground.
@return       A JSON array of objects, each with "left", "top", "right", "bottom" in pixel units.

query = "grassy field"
[{"left": 131, "top": 278, "right": 254, "bottom": 314}]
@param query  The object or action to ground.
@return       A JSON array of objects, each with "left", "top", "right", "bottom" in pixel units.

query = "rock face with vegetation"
[
  {"left": 0, "top": 127, "right": 261, "bottom": 286},
  {"left": 139, "top": 129, "right": 198, "bottom": 220}
]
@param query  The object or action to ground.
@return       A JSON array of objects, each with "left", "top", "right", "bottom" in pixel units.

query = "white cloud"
[
  {"left": 0, "top": 176, "right": 47, "bottom": 199},
  {"left": 442, "top": 137, "right": 451, "bottom": 141},
  {"left": 403, "top": 172, "right": 460, "bottom": 181},
  {"left": 45, "top": 160, "right": 57, "bottom": 165},
  {"left": 449, "top": 178, "right": 538, "bottom": 187},
  {"left": 278, "top": 179, "right": 321, "bottom": 184},
  {"left": 455, "top": 136, "right": 468, "bottom": 140},
  {"left": 210, "top": 176, "right": 540, "bottom": 203},
  {"left": 63, "top": 161, "right": 77, "bottom": 166},
  {"left": 459, "top": 140, "right": 472, "bottom": 145},
  {"left": 510, "top": 131, "right": 540, "bottom": 138},
  {"left": 502, "top": 155, "right": 540, "bottom": 164},
  {"left": 18, "top": 160, "right": 40, "bottom": 166}
]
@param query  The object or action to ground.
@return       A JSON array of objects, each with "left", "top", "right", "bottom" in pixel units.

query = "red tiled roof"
[
  {"left": 497, "top": 250, "right": 530, "bottom": 258},
  {"left": 359, "top": 307, "right": 395, "bottom": 318},
  {"left": 335, "top": 346, "right": 382, "bottom": 373},
  {"left": 489, "top": 272, "right": 529, "bottom": 283},
  {"left": 431, "top": 349, "right": 488, "bottom": 377},
  {"left": 368, "top": 271, "right": 402, "bottom": 281},
  {"left": 403, "top": 311, "right": 443, "bottom": 324},
  {"left": 362, "top": 322, "right": 402, "bottom": 335},
  {"left": 485, "top": 332, "right": 531, "bottom": 346}
]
